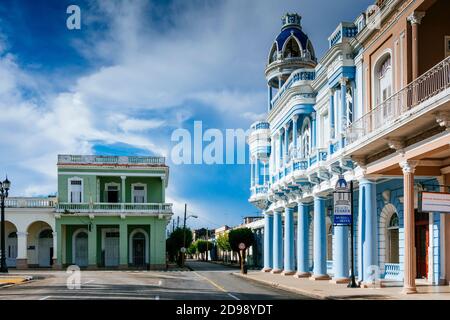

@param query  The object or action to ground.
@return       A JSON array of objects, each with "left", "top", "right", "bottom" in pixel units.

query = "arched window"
[
  {"left": 301, "top": 120, "right": 311, "bottom": 158},
  {"left": 283, "top": 37, "right": 301, "bottom": 58},
  {"left": 345, "top": 86, "right": 353, "bottom": 126},
  {"left": 269, "top": 43, "right": 278, "bottom": 63},
  {"left": 387, "top": 213, "right": 399, "bottom": 263},
  {"left": 306, "top": 40, "right": 316, "bottom": 60},
  {"left": 374, "top": 54, "right": 392, "bottom": 106}
]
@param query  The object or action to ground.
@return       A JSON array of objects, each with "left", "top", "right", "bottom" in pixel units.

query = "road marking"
[
  {"left": 192, "top": 271, "right": 240, "bottom": 300},
  {"left": 227, "top": 293, "right": 240, "bottom": 300},
  {"left": 83, "top": 280, "right": 95, "bottom": 284},
  {"left": 39, "top": 296, "right": 51, "bottom": 300}
]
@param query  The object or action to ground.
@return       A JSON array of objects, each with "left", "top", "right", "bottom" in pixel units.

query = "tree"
[
  {"left": 196, "top": 240, "right": 208, "bottom": 261},
  {"left": 228, "top": 228, "right": 254, "bottom": 274},
  {"left": 216, "top": 233, "right": 231, "bottom": 261},
  {"left": 166, "top": 227, "right": 193, "bottom": 265}
]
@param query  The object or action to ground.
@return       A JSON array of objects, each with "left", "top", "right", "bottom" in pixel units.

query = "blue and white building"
[{"left": 248, "top": 1, "right": 450, "bottom": 293}]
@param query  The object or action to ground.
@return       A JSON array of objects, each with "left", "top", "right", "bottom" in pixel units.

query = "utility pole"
[
  {"left": 182, "top": 203, "right": 187, "bottom": 267},
  {"left": 172, "top": 219, "right": 175, "bottom": 233}
]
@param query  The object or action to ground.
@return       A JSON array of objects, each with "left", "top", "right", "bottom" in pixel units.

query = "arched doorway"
[
  {"left": 7, "top": 231, "right": 17, "bottom": 267},
  {"left": 3, "top": 221, "right": 17, "bottom": 267},
  {"left": 129, "top": 229, "right": 149, "bottom": 267},
  {"left": 73, "top": 229, "right": 88, "bottom": 267},
  {"left": 132, "top": 232, "right": 145, "bottom": 266},
  {"left": 38, "top": 229, "right": 53, "bottom": 267}
]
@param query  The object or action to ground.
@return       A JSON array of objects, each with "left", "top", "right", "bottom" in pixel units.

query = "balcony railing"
[
  {"left": 5, "top": 197, "right": 56, "bottom": 208},
  {"left": 58, "top": 155, "right": 166, "bottom": 165},
  {"left": 346, "top": 56, "right": 450, "bottom": 144},
  {"left": 56, "top": 202, "right": 173, "bottom": 214},
  {"left": 384, "top": 263, "right": 402, "bottom": 280}
]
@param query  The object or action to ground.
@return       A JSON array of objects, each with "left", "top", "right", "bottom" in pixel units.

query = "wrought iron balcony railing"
[{"left": 346, "top": 56, "right": 450, "bottom": 144}]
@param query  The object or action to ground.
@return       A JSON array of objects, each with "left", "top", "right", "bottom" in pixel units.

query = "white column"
[
  {"left": 16, "top": 231, "right": 28, "bottom": 259},
  {"left": 161, "top": 177, "right": 166, "bottom": 202},
  {"left": 120, "top": 175, "right": 126, "bottom": 202},
  {"left": 52, "top": 231, "right": 57, "bottom": 260}
]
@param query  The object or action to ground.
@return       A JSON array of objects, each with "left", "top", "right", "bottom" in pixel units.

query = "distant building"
[{"left": 3, "top": 154, "right": 173, "bottom": 270}]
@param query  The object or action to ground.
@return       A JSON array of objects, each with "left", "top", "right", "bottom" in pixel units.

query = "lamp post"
[
  {"left": 182, "top": 203, "right": 197, "bottom": 267},
  {"left": 1, "top": 176, "right": 11, "bottom": 273}
]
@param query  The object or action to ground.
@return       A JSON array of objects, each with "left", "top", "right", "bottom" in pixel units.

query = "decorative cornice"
[
  {"left": 386, "top": 137, "right": 405, "bottom": 151},
  {"left": 435, "top": 111, "right": 450, "bottom": 131},
  {"left": 407, "top": 11, "right": 425, "bottom": 25}
]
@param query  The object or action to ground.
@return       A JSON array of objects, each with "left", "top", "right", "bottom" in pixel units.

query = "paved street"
[{"left": 0, "top": 261, "right": 311, "bottom": 300}]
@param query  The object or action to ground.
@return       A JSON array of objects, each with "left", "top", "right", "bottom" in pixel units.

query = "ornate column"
[
  {"left": 87, "top": 223, "right": 97, "bottom": 269},
  {"left": 311, "top": 196, "right": 330, "bottom": 280},
  {"left": 295, "top": 202, "right": 310, "bottom": 277},
  {"left": 284, "top": 123, "right": 289, "bottom": 165},
  {"left": 282, "top": 206, "right": 295, "bottom": 275},
  {"left": 250, "top": 156, "right": 254, "bottom": 188},
  {"left": 358, "top": 178, "right": 377, "bottom": 283},
  {"left": 262, "top": 212, "right": 273, "bottom": 272},
  {"left": 292, "top": 115, "right": 298, "bottom": 155},
  {"left": 400, "top": 160, "right": 418, "bottom": 294},
  {"left": 52, "top": 231, "right": 58, "bottom": 268},
  {"left": 271, "top": 210, "right": 283, "bottom": 273},
  {"left": 16, "top": 231, "right": 28, "bottom": 269},
  {"left": 120, "top": 175, "right": 126, "bottom": 203},
  {"left": 332, "top": 224, "right": 349, "bottom": 283},
  {"left": 271, "top": 133, "right": 277, "bottom": 173},
  {"left": 255, "top": 157, "right": 260, "bottom": 185},
  {"left": 329, "top": 88, "right": 335, "bottom": 139},
  {"left": 267, "top": 85, "right": 273, "bottom": 111},
  {"left": 279, "top": 129, "right": 284, "bottom": 168},
  {"left": 340, "top": 77, "right": 348, "bottom": 133},
  {"left": 407, "top": 12, "right": 425, "bottom": 80},
  {"left": 119, "top": 221, "right": 128, "bottom": 269},
  {"left": 311, "top": 112, "right": 317, "bottom": 149}
]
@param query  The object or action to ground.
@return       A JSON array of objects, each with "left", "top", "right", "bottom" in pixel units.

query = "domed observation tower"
[{"left": 266, "top": 13, "right": 317, "bottom": 110}]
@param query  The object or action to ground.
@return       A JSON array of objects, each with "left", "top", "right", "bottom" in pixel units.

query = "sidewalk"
[{"left": 234, "top": 270, "right": 450, "bottom": 300}]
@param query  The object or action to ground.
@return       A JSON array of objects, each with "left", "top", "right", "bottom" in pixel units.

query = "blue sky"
[{"left": 0, "top": 0, "right": 373, "bottom": 229}]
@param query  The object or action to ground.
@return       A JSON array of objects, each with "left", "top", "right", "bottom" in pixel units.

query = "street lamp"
[{"left": 1, "top": 176, "right": 11, "bottom": 273}]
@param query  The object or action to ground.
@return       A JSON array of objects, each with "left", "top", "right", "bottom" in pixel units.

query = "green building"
[{"left": 54, "top": 155, "right": 173, "bottom": 270}]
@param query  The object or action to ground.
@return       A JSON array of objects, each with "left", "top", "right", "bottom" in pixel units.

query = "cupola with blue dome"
[{"left": 265, "top": 13, "right": 317, "bottom": 89}]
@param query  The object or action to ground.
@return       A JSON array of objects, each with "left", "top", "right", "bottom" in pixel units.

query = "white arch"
[
  {"left": 281, "top": 35, "right": 303, "bottom": 58},
  {"left": 128, "top": 228, "right": 149, "bottom": 264},
  {"left": 72, "top": 228, "right": 89, "bottom": 264},
  {"left": 378, "top": 203, "right": 397, "bottom": 274}
]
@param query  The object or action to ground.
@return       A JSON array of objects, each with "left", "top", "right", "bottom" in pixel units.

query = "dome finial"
[{"left": 281, "top": 13, "right": 302, "bottom": 30}]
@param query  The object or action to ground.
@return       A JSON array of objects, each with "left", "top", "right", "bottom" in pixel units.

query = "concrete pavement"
[
  {"left": 0, "top": 261, "right": 311, "bottom": 300},
  {"left": 235, "top": 270, "right": 450, "bottom": 300}
]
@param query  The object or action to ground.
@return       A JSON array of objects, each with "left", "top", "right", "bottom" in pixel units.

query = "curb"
[{"left": 232, "top": 273, "right": 331, "bottom": 300}]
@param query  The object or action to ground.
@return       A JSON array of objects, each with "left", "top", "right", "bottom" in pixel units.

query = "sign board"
[
  {"left": 420, "top": 191, "right": 450, "bottom": 213},
  {"left": 238, "top": 243, "right": 246, "bottom": 250},
  {"left": 180, "top": 247, "right": 186, "bottom": 253},
  {"left": 333, "top": 175, "right": 352, "bottom": 226},
  {"left": 334, "top": 202, "right": 352, "bottom": 225}
]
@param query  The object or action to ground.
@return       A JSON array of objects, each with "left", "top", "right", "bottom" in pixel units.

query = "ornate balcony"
[
  {"left": 5, "top": 197, "right": 57, "bottom": 208},
  {"left": 58, "top": 155, "right": 166, "bottom": 166},
  {"left": 346, "top": 56, "right": 450, "bottom": 146},
  {"left": 56, "top": 202, "right": 173, "bottom": 215}
]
